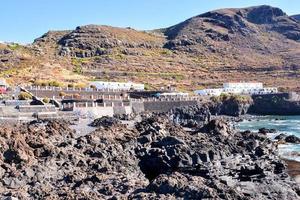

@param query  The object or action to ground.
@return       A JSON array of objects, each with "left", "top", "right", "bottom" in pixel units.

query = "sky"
[{"left": 0, "top": 0, "right": 299, "bottom": 44}]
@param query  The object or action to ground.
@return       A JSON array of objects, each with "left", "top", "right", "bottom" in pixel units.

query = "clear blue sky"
[{"left": 1, "top": 0, "right": 299, "bottom": 43}]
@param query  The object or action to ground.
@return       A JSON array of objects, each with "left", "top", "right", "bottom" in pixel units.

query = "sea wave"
[{"left": 238, "top": 115, "right": 300, "bottom": 161}]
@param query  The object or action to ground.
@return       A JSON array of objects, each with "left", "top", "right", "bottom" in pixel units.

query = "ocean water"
[{"left": 238, "top": 116, "right": 300, "bottom": 162}]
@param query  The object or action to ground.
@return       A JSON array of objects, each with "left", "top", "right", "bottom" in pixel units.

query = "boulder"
[
  {"left": 89, "top": 116, "right": 121, "bottom": 128},
  {"left": 169, "top": 105, "right": 211, "bottom": 127},
  {"left": 197, "top": 119, "right": 233, "bottom": 137},
  {"left": 285, "top": 135, "right": 300, "bottom": 144},
  {"left": 275, "top": 133, "right": 287, "bottom": 140},
  {"left": 258, "top": 128, "right": 277, "bottom": 134}
]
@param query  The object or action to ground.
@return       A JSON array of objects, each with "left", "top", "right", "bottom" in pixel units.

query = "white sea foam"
[{"left": 238, "top": 115, "right": 300, "bottom": 161}]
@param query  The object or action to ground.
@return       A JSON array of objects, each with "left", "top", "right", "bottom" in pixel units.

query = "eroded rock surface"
[{"left": 0, "top": 112, "right": 299, "bottom": 199}]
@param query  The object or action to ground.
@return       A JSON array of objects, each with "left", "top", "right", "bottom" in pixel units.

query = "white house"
[
  {"left": 89, "top": 81, "right": 144, "bottom": 91},
  {"left": 158, "top": 92, "right": 189, "bottom": 98},
  {"left": 194, "top": 82, "right": 278, "bottom": 96},
  {"left": 195, "top": 88, "right": 223, "bottom": 96},
  {"left": 0, "top": 79, "right": 8, "bottom": 94},
  {"left": 223, "top": 82, "right": 263, "bottom": 90}
]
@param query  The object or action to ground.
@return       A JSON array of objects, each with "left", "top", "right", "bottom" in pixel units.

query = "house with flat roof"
[
  {"left": 194, "top": 82, "right": 278, "bottom": 96},
  {"left": 89, "top": 81, "right": 144, "bottom": 91},
  {"left": 0, "top": 79, "right": 8, "bottom": 94}
]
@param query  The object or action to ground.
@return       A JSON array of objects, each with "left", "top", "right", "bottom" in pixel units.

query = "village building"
[
  {"left": 155, "top": 92, "right": 189, "bottom": 98},
  {"left": 194, "top": 82, "right": 278, "bottom": 96},
  {"left": 0, "top": 79, "right": 8, "bottom": 94},
  {"left": 89, "top": 81, "right": 144, "bottom": 91}
]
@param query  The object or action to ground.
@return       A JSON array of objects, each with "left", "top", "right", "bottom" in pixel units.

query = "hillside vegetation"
[{"left": 0, "top": 5, "right": 300, "bottom": 91}]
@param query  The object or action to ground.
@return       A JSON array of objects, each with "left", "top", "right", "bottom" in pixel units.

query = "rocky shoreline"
[{"left": 0, "top": 105, "right": 299, "bottom": 199}]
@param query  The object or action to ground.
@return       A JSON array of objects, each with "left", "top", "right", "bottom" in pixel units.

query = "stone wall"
[
  {"left": 18, "top": 105, "right": 57, "bottom": 113},
  {"left": 143, "top": 100, "right": 199, "bottom": 113},
  {"left": 131, "top": 102, "right": 145, "bottom": 113},
  {"left": 74, "top": 107, "right": 114, "bottom": 118},
  {"left": 73, "top": 106, "right": 132, "bottom": 118},
  {"left": 28, "top": 89, "right": 126, "bottom": 99},
  {"left": 113, "top": 106, "right": 132, "bottom": 115},
  {"left": 4, "top": 100, "right": 32, "bottom": 106},
  {"left": 0, "top": 105, "right": 59, "bottom": 120},
  {"left": 70, "top": 100, "right": 199, "bottom": 118}
]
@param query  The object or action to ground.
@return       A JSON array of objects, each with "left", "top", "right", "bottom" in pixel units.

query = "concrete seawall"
[
  {"left": 0, "top": 104, "right": 59, "bottom": 120},
  {"left": 28, "top": 88, "right": 126, "bottom": 99},
  {"left": 143, "top": 100, "right": 199, "bottom": 113},
  {"left": 73, "top": 107, "right": 114, "bottom": 118},
  {"left": 73, "top": 106, "right": 132, "bottom": 118},
  {"left": 131, "top": 102, "right": 144, "bottom": 113},
  {"left": 66, "top": 99, "right": 199, "bottom": 118}
]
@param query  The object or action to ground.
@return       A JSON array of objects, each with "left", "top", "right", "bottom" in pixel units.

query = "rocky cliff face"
[
  {"left": 248, "top": 93, "right": 300, "bottom": 115},
  {"left": 206, "top": 94, "right": 253, "bottom": 117}
]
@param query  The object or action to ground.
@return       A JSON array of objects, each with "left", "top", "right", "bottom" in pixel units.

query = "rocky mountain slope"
[
  {"left": 1, "top": 5, "right": 300, "bottom": 91},
  {"left": 292, "top": 15, "right": 300, "bottom": 21},
  {"left": 164, "top": 5, "right": 300, "bottom": 63}
]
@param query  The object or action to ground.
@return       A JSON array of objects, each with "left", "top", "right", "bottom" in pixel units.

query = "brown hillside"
[
  {"left": 292, "top": 15, "right": 300, "bottom": 21},
  {"left": 0, "top": 5, "right": 300, "bottom": 91}
]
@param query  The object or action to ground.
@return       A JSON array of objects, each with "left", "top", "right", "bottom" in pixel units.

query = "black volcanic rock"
[
  {"left": 89, "top": 116, "right": 121, "bottom": 127},
  {"left": 275, "top": 133, "right": 288, "bottom": 140},
  {"left": 245, "top": 5, "right": 286, "bottom": 24},
  {"left": 275, "top": 133, "right": 300, "bottom": 144},
  {"left": 197, "top": 119, "right": 233, "bottom": 137},
  {"left": 285, "top": 135, "right": 300, "bottom": 144},
  {"left": 0, "top": 113, "right": 299, "bottom": 199},
  {"left": 134, "top": 114, "right": 300, "bottom": 199},
  {"left": 249, "top": 93, "right": 300, "bottom": 115},
  {"left": 258, "top": 128, "right": 277, "bottom": 134},
  {"left": 209, "top": 94, "right": 253, "bottom": 117},
  {"left": 169, "top": 105, "right": 211, "bottom": 127}
]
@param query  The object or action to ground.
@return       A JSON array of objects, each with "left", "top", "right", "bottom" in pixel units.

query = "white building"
[
  {"left": 194, "top": 82, "right": 278, "bottom": 96},
  {"left": 89, "top": 81, "right": 144, "bottom": 91},
  {"left": 195, "top": 88, "right": 223, "bottom": 96},
  {"left": 0, "top": 79, "right": 8, "bottom": 94},
  {"left": 158, "top": 92, "right": 189, "bottom": 98},
  {"left": 223, "top": 82, "right": 263, "bottom": 90}
]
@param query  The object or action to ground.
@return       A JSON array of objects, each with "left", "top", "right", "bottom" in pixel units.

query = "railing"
[
  {"left": 62, "top": 101, "right": 131, "bottom": 110},
  {"left": 130, "top": 96, "right": 203, "bottom": 102},
  {"left": 54, "top": 94, "right": 130, "bottom": 101},
  {"left": 26, "top": 86, "right": 143, "bottom": 92}
]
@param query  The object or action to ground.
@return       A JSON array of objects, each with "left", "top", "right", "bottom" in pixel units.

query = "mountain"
[
  {"left": 1, "top": 5, "right": 300, "bottom": 91},
  {"left": 164, "top": 5, "right": 300, "bottom": 63},
  {"left": 292, "top": 15, "right": 300, "bottom": 21}
]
